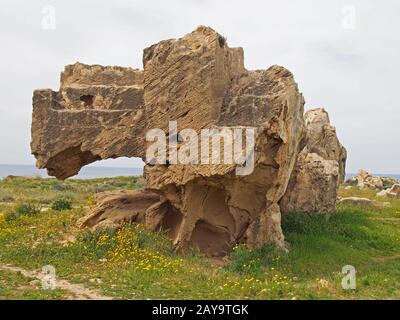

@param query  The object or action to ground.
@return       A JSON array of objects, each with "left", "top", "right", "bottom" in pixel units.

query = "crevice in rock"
[
  {"left": 80, "top": 95, "right": 94, "bottom": 107},
  {"left": 189, "top": 219, "right": 231, "bottom": 257}
]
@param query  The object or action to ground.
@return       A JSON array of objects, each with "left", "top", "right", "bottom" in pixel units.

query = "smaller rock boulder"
[
  {"left": 376, "top": 184, "right": 400, "bottom": 199},
  {"left": 338, "top": 197, "right": 391, "bottom": 209},
  {"left": 77, "top": 190, "right": 161, "bottom": 229},
  {"left": 280, "top": 108, "right": 346, "bottom": 215}
]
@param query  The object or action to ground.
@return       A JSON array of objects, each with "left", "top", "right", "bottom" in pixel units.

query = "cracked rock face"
[
  {"left": 31, "top": 26, "right": 346, "bottom": 256},
  {"left": 280, "top": 108, "right": 347, "bottom": 214},
  {"left": 32, "top": 63, "right": 146, "bottom": 180}
]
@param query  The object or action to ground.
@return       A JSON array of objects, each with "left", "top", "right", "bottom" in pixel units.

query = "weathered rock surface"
[
  {"left": 77, "top": 190, "right": 160, "bottom": 230},
  {"left": 376, "top": 184, "right": 400, "bottom": 199},
  {"left": 280, "top": 108, "right": 347, "bottom": 214},
  {"left": 32, "top": 63, "right": 146, "bottom": 180},
  {"left": 338, "top": 197, "right": 391, "bottom": 209},
  {"left": 31, "top": 26, "right": 345, "bottom": 256},
  {"left": 346, "top": 170, "right": 398, "bottom": 190}
]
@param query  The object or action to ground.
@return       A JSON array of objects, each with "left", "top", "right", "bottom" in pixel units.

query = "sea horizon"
[
  {"left": 0, "top": 164, "right": 143, "bottom": 180},
  {"left": 0, "top": 164, "right": 399, "bottom": 181}
]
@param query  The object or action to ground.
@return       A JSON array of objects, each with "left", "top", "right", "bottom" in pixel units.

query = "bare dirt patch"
[{"left": 0, "top": 262, "right": 112, "bottom": 300}]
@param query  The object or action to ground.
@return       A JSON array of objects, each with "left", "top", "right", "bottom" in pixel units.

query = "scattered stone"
[
  {"left": 59, "top": 234, "right": 76, "bottom": 246},
  {"left": 89, "top": 278, "right": 103, "bottom": 285},
  {"left": 317, "top": 279, "right": 329, "bottom": 289},
  {"left": 346, "top": 170, "right": 398, "bottom": 190},
  {"left": 339, "top": 197, "right": 373, "bottom": 206},
  {"left": 377, "top": 184, "right": 400, "bottom": 199},
  {"left": 377, "top": 190, "right": 388, "bottom": 197},
  {"left": 338, "top": 197, "right": 391, "bottom": 209}
]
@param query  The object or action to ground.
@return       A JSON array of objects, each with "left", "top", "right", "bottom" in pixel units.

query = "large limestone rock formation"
[
  {"left": 280, "top": 108, "right": 347, "bottom": 214},
  {"left": 31, "top": 26, "right": 346, "bottom": 256}
]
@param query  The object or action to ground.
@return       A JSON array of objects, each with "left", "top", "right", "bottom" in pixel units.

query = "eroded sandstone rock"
[
  {"left": 280, "top": 108, "right": 347, "bottom": 214},
  {"left": 77, "top": 190, "right": 160, "bottom": 229},
  {"left": 31, "top": 26, "right": 345, "bottom": 256},
  {"left": 31, "top": 63, "right": 146, "bottom": 180}
]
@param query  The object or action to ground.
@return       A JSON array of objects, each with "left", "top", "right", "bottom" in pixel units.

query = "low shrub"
[
  {"left": 15, "top": 203, "right": 41, "bottom": 216},
  {"left": 4, "top": 209, "right": 18, "bottom": 222},
  {"left": 0, "top": 189, "right": 15, "bottom": 202},
  {"left": 51, "top": 198, "right": 72, "bottom": 211}
]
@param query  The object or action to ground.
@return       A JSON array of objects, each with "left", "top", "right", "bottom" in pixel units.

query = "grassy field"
[{"left": 0, "top": 176, "right": 400, "bottom": 300}]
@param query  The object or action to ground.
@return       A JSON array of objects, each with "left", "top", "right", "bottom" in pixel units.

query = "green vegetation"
[
  {"left": 0, "top": 176, "right": 399, "bottom": 299},
  {"left": 382, "top": 180, "right": 394, "bottom": 190},
  {"left": 51, "top": 198, "right": 72, "bottom": 211},
  {"left": 4, "top": 202, "right": 41, "bottom": 222},
  {"left": 15, "top": 203, "right": 41, "bottom": 216}
]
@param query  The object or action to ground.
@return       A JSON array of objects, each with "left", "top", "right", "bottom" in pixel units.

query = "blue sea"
[
  {"left": 345, "top": 173, "right": 400, "bottom": 181},
  {"left": 0, "top": 165, "right": 398, "bottom": 181},
  {"left": 0, "top": 164, "right": 143, "bottom": 180}
]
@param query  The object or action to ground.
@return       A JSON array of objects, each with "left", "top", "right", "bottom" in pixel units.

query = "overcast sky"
[{"left": 0, "top": 0, "right": 399, "bottom": 173}]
